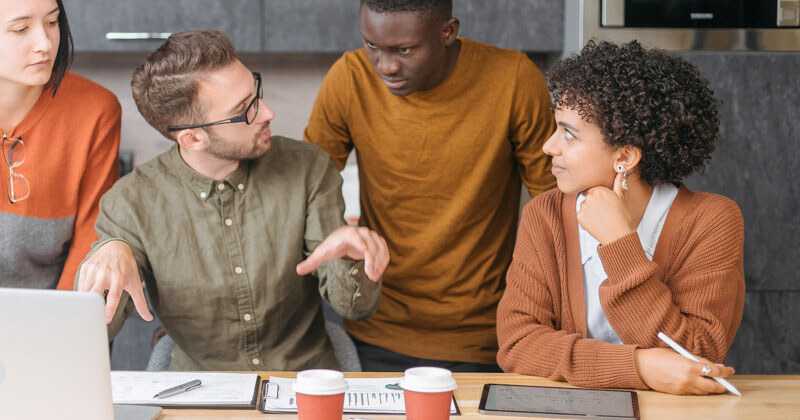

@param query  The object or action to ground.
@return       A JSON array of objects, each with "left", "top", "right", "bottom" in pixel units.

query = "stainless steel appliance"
[
  {"left": 602, "top": 0, "right": 799, "bottom": 28},
  {"left": 564, "top": 0, "right": 800, "bottom": 52}
]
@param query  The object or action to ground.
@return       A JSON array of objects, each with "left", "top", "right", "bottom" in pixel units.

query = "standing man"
[
  {"left": 77, "top": 30, "right": 389, "bottom": 371},
  {"left": 305, "top": 0, "right": 556, "bottom": 371}
]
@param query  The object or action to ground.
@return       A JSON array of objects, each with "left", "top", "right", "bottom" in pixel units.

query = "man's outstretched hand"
[{"left": 296, "top": 226, "right": 389, "bottom": 282}]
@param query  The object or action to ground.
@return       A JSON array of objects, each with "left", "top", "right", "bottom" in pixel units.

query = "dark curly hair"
[
  {"left": 546, "top": 40, "right": 721, "bottom": 185},
  {"left": 361, "top": 0, "right": 451, "bottom": 21}
]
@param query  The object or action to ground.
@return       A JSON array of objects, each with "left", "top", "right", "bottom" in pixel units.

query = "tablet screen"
[{"left": 479, "top": 384, "right": 639, "bottom": 419}]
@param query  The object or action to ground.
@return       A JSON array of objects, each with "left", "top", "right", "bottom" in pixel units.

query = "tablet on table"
[{"left": 478, "top": 383, "right": 640, "bottom": 420}]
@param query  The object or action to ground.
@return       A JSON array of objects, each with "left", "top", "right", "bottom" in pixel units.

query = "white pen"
[{"left": 657, "top": 331, "right": 742, "bottom": 397}]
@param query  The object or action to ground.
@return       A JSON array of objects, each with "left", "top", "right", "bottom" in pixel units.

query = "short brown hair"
[{"left": 131, "top": 30, "right": 238, "bottom": 140}]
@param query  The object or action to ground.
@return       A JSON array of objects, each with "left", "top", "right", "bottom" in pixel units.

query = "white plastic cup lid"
[
  {"left": 292, "top": 369, "right": 349, "bottom": 395},
  {"left": 399, "top": 367, "right": 457, "bottom": 393}
]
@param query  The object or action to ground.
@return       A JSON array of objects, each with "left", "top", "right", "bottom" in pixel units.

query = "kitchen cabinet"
[
  {"left": 67, "top": 0, "right": 562, "bottom": 53},
  {"left": 261, "top": 0, "right": 362, "bottom": 52},
  {"left": 67, "top": 0, "right": 261, "bottom": 52},
  {"left": 455, "top": 0, "right": 563, "bottom": 52}
]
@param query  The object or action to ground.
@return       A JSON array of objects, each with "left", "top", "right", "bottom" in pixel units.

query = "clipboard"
[{"left": 258, "top": 377, "right": 461, "bottom": 415}]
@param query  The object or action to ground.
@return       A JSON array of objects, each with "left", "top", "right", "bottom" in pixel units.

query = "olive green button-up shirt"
[{"left": 83, "top": 136, "right": 381, "bottom": 371}]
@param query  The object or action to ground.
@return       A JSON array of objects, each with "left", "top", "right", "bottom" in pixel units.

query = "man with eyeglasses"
[{"left": 76, "top": 30, "right": 388, "bottom": 371}]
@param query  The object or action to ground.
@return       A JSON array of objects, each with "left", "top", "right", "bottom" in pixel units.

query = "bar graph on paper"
[{"left": 346, "top": 388, "right": 405, "bottom": 411}]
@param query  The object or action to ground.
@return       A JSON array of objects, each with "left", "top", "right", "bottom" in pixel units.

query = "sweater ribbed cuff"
[
  {"left": 597, "top": 232, "right": 655, "bottom": 285},
  {"left": 594, "top": 344, "right": 648, "bottom": 389}
]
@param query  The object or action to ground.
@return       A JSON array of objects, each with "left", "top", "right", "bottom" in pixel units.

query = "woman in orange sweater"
[
  {"left": 0, "top": 0, "right": 120, "bottom": 290},
  {"left": 496, "top": 40, "right": 745, "bottom": 395}
]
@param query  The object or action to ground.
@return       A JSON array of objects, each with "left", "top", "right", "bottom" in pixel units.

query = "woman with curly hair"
[{"left": 496, "top": 40, "right": 745, "bottom": 395}]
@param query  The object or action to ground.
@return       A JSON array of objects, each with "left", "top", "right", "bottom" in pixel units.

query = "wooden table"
[{"left": 157, "top": 372, "right": 800, "bottom": 420}]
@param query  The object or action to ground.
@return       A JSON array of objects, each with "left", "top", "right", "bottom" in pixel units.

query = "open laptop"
[{"left": 0, "top": 288, "right": 160, "bottom": 420}]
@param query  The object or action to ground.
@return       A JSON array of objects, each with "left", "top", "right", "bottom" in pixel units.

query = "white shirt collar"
[
  {"left": 576, "top": 183, "right": 679, "bottom": 262},
  {"left": 576, "top": 183, "right": 679, "bottom": 344}
]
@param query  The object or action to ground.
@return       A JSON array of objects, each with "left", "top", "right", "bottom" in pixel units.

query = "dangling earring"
[{"left": 615, "top": 164, "right": 629, "bottom": 190}]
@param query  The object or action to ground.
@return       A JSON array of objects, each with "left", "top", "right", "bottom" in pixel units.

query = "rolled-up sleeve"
[
  {"left": 74, "top": 187, "right": 153, "bottom": 340},
  {"left": 303, "top": 149, "right": 382, "bottom": 320}
]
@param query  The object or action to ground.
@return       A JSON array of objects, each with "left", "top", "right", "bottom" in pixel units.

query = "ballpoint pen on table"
[
  {"left": 657, "top": 331, "right": 742, "bottom": 397},
  {"left": 153, "top": 379, "right": 202, "bottom": 399}
]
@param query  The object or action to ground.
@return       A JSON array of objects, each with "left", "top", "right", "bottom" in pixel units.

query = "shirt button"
[
  {"left": 217, "top": 183, "right": 225, "bottom": 191},
  {"left": 355, "top": 292, "right": 362, "bottom": 298},
  {"left": 234, "top": 266, "right": 243, "bottom": 274},
  {"left": 350, "top": 267, "right": 359, "bottom": 276},
  {"left": 225, "top": 218, "right": 233, "bottom": 226},
  {"left": 243, "top": 313, "right": 252, "bottom": 322},
  {"left": 200, "top": 192, "right": 207, "bottom": 198},
  {"left": 237, "top": 183, "right": 245, "bottom": 191},
  {"left": 252, "top": 358, "right": 261, "bottom": 366}
]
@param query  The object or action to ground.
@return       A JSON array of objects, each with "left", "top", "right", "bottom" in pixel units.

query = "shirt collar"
[
  {"left": 167, "top": 145, "right": 251, "bottom": 201},
  {"left": 636, "top": 183, "right": 679, "bottom": 259},
  {"left": 575, "top": 183, "right": 678, "bottom": 264}
]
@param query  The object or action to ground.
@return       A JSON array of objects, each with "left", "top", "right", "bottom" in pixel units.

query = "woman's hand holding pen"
[
  {"left": 577, "top": 172, "right": 636, "bottom": 245},
  {"left": 296, "top": 226, "right": 389, "bottom": 282},
  {"left": 634, "top": 348, "right": 735, "bottom": 395}
]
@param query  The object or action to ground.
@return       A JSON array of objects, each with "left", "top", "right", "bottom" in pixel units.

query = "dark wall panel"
[
  {"left": 681, "top": 52, "right": 800, "bottom": 373},
  {"left": 726, "top": 292, "right": 800, "bottom": 374}
]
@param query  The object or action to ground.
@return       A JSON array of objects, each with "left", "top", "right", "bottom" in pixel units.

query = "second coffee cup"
[{"left": 400, "top": 367, "right": 457, "bottom": 420}]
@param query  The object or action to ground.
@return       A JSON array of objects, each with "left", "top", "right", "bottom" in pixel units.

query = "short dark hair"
[
  {"left": 48, "top": 0, "right": 73, "bottom": 96},
  {"left": 130, "top": 30, "right": 238, "bottom": 140},
  {"left": 361, "top": 0, "right": 452, "bottom": 21},
  {"left": 547, "top": 40, "right": 722, "bottom": 185}
]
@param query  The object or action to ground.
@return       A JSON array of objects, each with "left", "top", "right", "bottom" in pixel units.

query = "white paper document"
[
  {"left": 261, "top": 376, "right": 459, "bottom": 414},
  {"left": 111, "top": 371, "right": 259, "bottom": 407}
]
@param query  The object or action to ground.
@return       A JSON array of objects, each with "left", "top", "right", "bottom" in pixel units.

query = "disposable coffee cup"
[
  {"left": 399, "top": 367, "right": 457, "bottom": 420},
  {"left": 292, "top": 369, "right": 348, "bottom": 420}
]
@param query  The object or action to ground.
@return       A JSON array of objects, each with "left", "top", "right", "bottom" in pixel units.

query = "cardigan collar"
[{"left": 561, "top": 183, "right": 695, "bottom": 338}]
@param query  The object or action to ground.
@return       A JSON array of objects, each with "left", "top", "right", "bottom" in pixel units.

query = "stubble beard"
[{"left": 205, "top": 125, "right": 271, "bottom": 161}]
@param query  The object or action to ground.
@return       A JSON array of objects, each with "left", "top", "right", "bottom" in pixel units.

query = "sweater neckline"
[
  {"left": 3, "top": 83, "right": 56, "bottom": 140},
  {"left": 561, "top": 184, "right": 695, "bottom": 338}
]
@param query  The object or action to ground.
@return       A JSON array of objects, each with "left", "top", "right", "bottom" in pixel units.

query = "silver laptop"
[{"left": 0, "top": 288, "right": 160, "bottom": 420}]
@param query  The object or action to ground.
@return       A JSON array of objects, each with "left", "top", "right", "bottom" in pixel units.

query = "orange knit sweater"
[
  {"left": 497, "top": 186, "right": 745, "bottom": 389},
  {"left": 0, "top": 72, "right": 120, "bottom": 290}
]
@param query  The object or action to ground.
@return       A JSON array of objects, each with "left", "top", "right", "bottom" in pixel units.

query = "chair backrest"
[
  {"left": 146, "top": 334, "right": 176, "bottom": 371},
  {"left": 324, "top": 320, "right": 362, "bottom": 372}
]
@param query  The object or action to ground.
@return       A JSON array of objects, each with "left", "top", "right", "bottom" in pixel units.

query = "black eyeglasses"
[
  {"left": 2, "top": 134, "right": 30, "bottom": 203},
  {"left": 167, "top": 72, "right": 262, "bottom": 132}
]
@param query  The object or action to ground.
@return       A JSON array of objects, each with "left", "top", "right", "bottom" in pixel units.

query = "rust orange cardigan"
[{"left": 497, "top": 186, "right": 745, "bottom": 389}]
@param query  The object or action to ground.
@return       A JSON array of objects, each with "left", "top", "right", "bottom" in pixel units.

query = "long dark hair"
[{"left": 49, "top": 0, "right": 73, "bottom": 96}]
